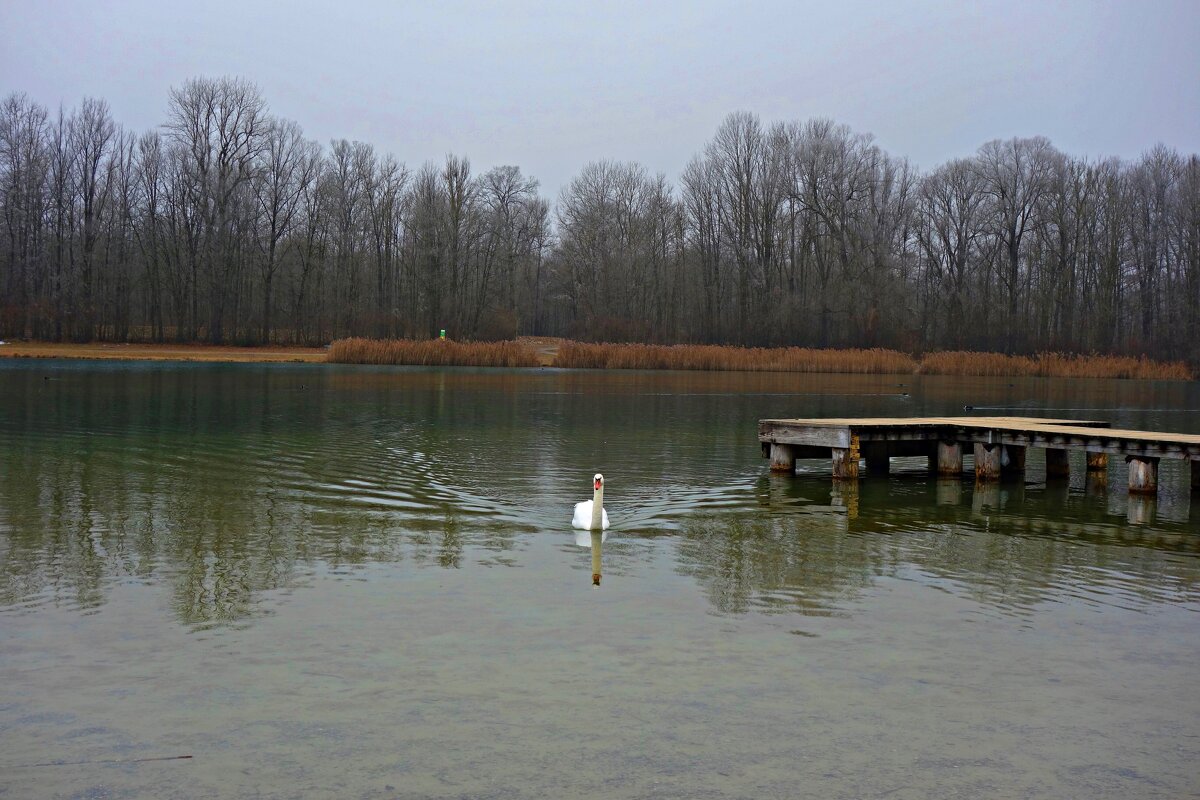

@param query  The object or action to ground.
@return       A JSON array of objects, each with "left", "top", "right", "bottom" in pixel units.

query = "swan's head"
[{"left": 593, "top": 473, "right": 604, "bottom": 491}]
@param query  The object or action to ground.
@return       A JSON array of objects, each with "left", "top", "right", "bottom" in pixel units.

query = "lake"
[{"left": 1, "top": 361, "right": 1198, "bottom": 799}]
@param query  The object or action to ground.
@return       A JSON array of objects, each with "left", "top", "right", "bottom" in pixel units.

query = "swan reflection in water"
[{"left": 574, "top": 529, "right": 607, "bottom": 586}]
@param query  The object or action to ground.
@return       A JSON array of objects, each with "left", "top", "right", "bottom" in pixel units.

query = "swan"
[{"left": 572, "top": 473, "right": 610, "bottom": 530}]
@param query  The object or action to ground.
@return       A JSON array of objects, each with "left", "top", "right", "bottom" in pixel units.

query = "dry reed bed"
[
  {"left": 552, "top": 341, "right": 918, "bottom": 373},
  {"left": 919, "top": 351, "right": 1192, "bottom": 380},
  {"left": 326, "top": 337, "right": 541, "bottom": 367},
  {"left": 325, "top": 337, "right": 1194, "bottom": 380}
]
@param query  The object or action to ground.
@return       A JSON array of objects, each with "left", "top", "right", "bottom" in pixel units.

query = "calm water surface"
[{"left": 1, "top": 362, "right": 1198, "bottom": 799}]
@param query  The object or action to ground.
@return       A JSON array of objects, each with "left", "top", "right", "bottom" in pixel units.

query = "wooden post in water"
[
  {"left": 1001, "top": 445, "right": 1026, "bottom": 478},
  {"left": 974, "top": 443, "right": 1002, "bottom": 482},
  {"left": 936, "top": 441, "right": 963, "bottom": 476},
  {"left": 831, "top": 435, "right": 860, "bottom": 480},
  {"left": 1126, "top": 455, "right": 1159, "bottom": 495},
  {"left": 769, "top": 443, "right": 797, "bottom": 473},
  {"left": 1045, "top": 448, "right": 1071, "bottom": 479},
  {"left": 1086, "top": 451, "right": 1108, "bottom": 472},
  {"left": 1191, "top": 460, "right": 1200, "bottom": 492}
]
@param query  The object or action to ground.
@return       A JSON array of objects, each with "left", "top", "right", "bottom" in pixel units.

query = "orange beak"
[{"left": 594, "top": 478, "right": 601, "bottom": 490}]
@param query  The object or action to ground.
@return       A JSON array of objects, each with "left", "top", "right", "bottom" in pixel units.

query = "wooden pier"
[{"left": 759, "top": 416, "right": 1200, "bottom": 495}]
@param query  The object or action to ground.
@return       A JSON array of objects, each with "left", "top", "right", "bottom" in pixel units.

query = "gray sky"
[{"left": 3, "top": 0, "right": 1198, "bottom": 199}]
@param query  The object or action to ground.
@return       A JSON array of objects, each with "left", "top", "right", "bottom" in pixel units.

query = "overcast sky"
[{"left": 2, "top": 0, "right": 1198, "bottom": 199}]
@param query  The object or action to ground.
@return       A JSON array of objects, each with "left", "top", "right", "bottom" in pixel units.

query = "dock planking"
[{"left": 759, "top": 416, "right": 1200, "bottom": 495}]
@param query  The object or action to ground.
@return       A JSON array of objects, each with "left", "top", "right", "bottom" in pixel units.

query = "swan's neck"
[{"left": 591, "top": 485, "right": 604, "bottom": 530}]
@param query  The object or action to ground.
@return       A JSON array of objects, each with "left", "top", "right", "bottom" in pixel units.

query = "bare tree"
[
  {"left": 67, "top": 97, "right": 117, "bottom": 339},
  {"left": 165, "top": 76, "right": 267, "bottom": 342},
  {"left": 915, "top": 159, "right": 988, "bottom": 346},
  {"left": 975, "top": 137, "right": 1060, "bottom": 351},
  {"left": 0, "top": 93, "right": 49, "bottom": 337},
  {"left": 253, "top": 118, "right": 318, "bottom": 342}
]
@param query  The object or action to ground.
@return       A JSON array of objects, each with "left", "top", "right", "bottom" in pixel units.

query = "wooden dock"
[{"left": 759, "top": 416, "right": 1200, "bottom": 495}]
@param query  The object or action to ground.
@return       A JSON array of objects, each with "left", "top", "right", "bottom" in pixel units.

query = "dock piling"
[
  {"left": 769, "top": 443, "right": 797, "bottom": 473},
  {"left": 831, "top": 436, "right": 860, "bottom": 480},
  {"left": 974, "top": 443, "right": 1002, "bottom": 482},
  {"left": 936, "top": 440, "right": 963, "bottom": 476},
  {"left": 1126, "top": 455, "right": 1159, "bottom": 495}
]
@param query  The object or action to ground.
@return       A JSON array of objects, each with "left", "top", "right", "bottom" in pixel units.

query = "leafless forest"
[{"left": 2, "top": 78, "right": 1197, "bottom": 359}]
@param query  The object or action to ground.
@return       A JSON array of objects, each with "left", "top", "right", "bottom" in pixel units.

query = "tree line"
[{"left": 2, "top": 78, "right": 1197, "bottom": 359}]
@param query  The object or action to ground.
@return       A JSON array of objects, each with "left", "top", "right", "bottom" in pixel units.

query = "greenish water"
[{"left": 1, "top": 361, "right": 1198, "bottom": 799}]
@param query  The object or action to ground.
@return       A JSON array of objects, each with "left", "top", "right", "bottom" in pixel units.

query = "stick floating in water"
[{"left": 8, "top": 754, "right": 193, "bottom": 768}]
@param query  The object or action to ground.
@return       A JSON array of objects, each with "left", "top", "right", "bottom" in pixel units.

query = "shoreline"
[
  {"left": 0, "top": 341, "right": 326, "bottom": 363},
  {"left": 329, "top": 338, "right": 1195, "bottom": 381},
  {"left": 2, "top": 339, "right": 1193, "bottom": 381}
]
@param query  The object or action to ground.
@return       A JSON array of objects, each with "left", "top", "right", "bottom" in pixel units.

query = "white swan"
[{"left": 572, "top": 473, "right": 610, "bottom": 530}]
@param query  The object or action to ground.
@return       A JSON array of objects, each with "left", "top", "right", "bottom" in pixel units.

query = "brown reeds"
[
  {"left": 918, "top": 351, "right": 1193, "bottom": 380},
  {"left": 323, "top": 337, "right": 1193, "bottom": 379},
  {"left": 326, "top": 337, "right": 541, "bottom": 367},
  {"left": 551, "top": 341, "right": 918, "bottom": 373}
]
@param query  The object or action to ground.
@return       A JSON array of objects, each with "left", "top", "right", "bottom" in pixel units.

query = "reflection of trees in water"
[
  {"left": 0, "top": 362, "right": 628, "bottom": 624},
  {"left": 0, "top": 441, "right": 504, "bottom": 625},
  {"left": 675, "top": 514, "right": 880, "bottom": 615},
  {"left": 1, "top": 433, "right": 118, "bottom": 612}
]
